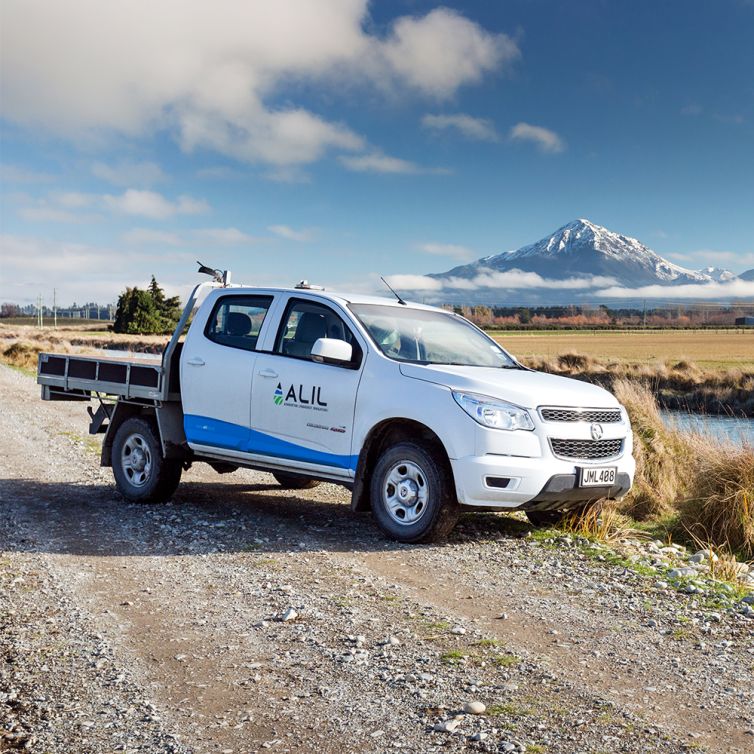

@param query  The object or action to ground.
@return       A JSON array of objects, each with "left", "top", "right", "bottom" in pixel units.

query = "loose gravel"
[{"left": 1, "top": 364, "right": 752, "bottom": 754}]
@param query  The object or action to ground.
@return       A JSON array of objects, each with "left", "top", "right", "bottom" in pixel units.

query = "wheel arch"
[
  {"left": 350, "top": 418, "right": 455, "bottom": 512},
  {"left": 102, "top": 400, "right": 189, "bottom": 467},
  {"left": 101, "top": 402, "right": 150, "bottom": 467}
]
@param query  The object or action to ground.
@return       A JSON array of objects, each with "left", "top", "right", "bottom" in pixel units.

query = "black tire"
[
  {"left": 272, "top": 472, "right": 320, "bottom": 490},
  {"left": 112, "top": 417, "right": 182, "bottom": 503},
  {"left": 370, "top": 441, "right": 459, "bottom": 543}
]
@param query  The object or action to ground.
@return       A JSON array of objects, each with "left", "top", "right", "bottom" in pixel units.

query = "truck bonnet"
[{"left": 397, "top": 363, "right": 619, "bottom": 410}]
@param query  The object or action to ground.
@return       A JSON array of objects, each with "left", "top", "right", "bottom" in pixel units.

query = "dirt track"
[{"left": 1, "top": 364, "right": 753, "bottom": 754}]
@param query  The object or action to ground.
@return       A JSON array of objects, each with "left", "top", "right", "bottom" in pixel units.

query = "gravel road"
[{"left": 1, "top": 364, "right": 752, "bottom": 754}]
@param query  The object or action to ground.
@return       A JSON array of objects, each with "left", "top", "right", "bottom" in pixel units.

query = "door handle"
[
  {"left": 186, "top": 357, "right": 205, "bottom": 367},
  {"left": 258, "top": 368, "right": 278, "bottom": 378}
]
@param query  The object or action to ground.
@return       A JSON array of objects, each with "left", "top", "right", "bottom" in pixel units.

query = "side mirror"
[{"left": 311, "top": 337, "right": 352, "bottom": 365}]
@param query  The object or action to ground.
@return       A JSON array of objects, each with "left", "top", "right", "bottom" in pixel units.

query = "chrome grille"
[
  {"left": 550, "top": 438, "right": 623, "bottom": 461},
  {"left": 540, "top": 407, "right": 622, "bottom": 423}
]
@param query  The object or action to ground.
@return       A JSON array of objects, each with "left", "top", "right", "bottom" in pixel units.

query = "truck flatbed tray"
[{"left": 38, "top": 352, "right": 164, "bottom": 401}]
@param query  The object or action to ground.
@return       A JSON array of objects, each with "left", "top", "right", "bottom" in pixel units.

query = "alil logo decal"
[{"left": 274, "top": 382, "right": 328, "bottom": 409}]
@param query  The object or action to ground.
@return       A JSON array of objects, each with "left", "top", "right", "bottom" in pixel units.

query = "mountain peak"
[{"left": 431, "top": 219, "right": 714, "bottom": 298}]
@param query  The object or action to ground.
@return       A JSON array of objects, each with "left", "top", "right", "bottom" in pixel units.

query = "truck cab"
[{"left": 38, "top": 275, "right": 635, "bottom": 543}]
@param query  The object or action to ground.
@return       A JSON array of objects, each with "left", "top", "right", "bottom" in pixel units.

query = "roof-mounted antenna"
[
  {"left": 197, "top": 261, "right": 231, "bottom": 286},
  {"left": 380, "top": 276, "right": 407, "bottom": 306}
]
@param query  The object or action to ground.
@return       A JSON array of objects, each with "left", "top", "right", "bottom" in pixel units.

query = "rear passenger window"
[{"left": 205, "top": 295, "right": 273, "bottom": 352}]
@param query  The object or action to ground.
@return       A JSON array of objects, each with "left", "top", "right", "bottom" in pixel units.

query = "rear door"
[
  {"left": 249, "top": 297, "right": 366, "bottom": 476},
  {"left": 181, "top": 293, "right": 276, "bottom": 452}
]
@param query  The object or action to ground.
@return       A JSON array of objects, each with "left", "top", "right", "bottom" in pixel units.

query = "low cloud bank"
[
  {"left": 597, "top": 279, "right": 754, "bottom": 300},
  {"left": 386, "top": 269, "right": 617, "bottom": 292},
  {"left": 386, "top": 269, "right": 754, "bottom": 301}
]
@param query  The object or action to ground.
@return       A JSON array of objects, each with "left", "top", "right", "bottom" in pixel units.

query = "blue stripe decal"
[{"left": 184, "top": 414, "right": 358, "bottom": 471}]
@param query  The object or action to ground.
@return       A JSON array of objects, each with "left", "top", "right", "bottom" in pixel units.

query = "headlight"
[{"left": 452, "top": 391, "right": 535, "bottom": 431}]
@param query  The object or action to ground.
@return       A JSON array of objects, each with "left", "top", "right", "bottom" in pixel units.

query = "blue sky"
[{"left": 1, "top": 0, "right": 753, "bottom": 305}]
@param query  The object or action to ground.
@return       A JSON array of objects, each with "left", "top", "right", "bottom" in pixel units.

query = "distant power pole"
[
  {"left": 642, "top": 299, "right": 647, "bottom": 328},
  {"left": 53, "top": 288, "right": 57, "bottom": 329}
]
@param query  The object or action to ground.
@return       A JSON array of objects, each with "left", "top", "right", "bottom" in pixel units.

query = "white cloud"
[
  {"left": 0, "top": 2, "right": 515, "bottom": 168},
  {"left": 122, "top": 228, "right": 183, "bottom": 246},
  {"left": 421, "top": 113, "right": 500, "bottom": 142},
  {"left": 470, "top": 270, "right": 615, "bottom": 289},
  {"left": 597, "top": 280, "right": 754, "bottom": 300},
  {"left": 16, "top": 188, "right": 206, "bottom": 223},
  {"left": 193, "top": 227, "right": 258, "bottom": 245},
  {"left": 92, "top": 160, "right": 166, "bottom": 186},
  {"left": 509, "top": 122, "right": 565, "bottom": 153},
  {"left": 103, "top": 190, "right": 208, "bottom": 219},
  {"left": 416, "top": 242, "right": 476, "bottom": 261},
  {"left": 385, "top": 274, "right": 444, "bottom": 292},
  {"left": 54, "top": 191, "right": 95, "bottom": 209},
  {"left": 339, "top": 152, "right": 449, "bottom": 175},
  {"left": 0, "top": 233, "right": 195, "bottom": 305},
  {"left": 268, "top": 225, "right": 315, "bottom": 242},
  {"left": 17, "top": 191, "right": 99, "bottom": 223},
  {"left": 378, "top": 8, "right": 519, "bottom": 97},
  {"left": 386, "top": 269, "right": 617, "bottom": 292}
]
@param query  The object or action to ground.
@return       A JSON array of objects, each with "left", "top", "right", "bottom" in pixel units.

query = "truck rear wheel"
[
  {"left": 272, "top": 472, "right": 320, "bottom": 490},
  {"left": 370, "top": 441, "right": 459, "bottom": 543},
  {"left": 112, "top": 417, "right": 182, "bottom": 503}
]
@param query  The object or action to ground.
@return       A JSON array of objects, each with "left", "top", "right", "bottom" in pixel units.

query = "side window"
[
  {"left": 275, "top": 300, "right": 363, "bottom": 368},
  {"left": 204, "top": 295, "right": 273, "bottom": 352}
]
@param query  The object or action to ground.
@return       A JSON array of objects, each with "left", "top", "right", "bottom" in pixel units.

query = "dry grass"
[
  {"left": 558, "top": 502, "right": 636, "bottom": 543},
  {"left": 613, "top": 379, "right": 697, "bottom": 519},
  {"left": 520, "top": 351, "right": 754, "bottom": 417},
  {"left": 679, "top": 436, "right": 754, "bottom": 558},
  {"left": 2, "top": 341, "right": 49, "bottom": 370},
  {"left": 609, "top": 380, "right": 754, "bottom": 557}
]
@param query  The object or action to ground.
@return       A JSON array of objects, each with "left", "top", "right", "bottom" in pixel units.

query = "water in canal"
[{"left": 661, "top": 411, "right": 754, "bottom": 446}]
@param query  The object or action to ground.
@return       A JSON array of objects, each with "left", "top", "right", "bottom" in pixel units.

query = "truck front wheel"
[
  {"left": 370, "top": 441, "right": 459, "bottom": 543},
  {"left": 112, "top": 417, "right": 182, "bottom": 503}
]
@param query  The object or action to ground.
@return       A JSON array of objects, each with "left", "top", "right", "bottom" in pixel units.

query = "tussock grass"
[
  {"left": 558, "top": 502, "right": 636, "bottom": 543},
  {"left": 610, "top": 381, "right": 754, "bottom": 558},
  {"left": 2, "top": 340, "right": 48, "bottom": 370},
  {"left": 679, "top": 437, "right": 754, "bottom": 558},
  {"left": 613, "top": 379, "right": 697, "bottom": 520}
]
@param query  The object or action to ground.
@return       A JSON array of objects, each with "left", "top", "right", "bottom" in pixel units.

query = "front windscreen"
[{"left": 350, "top": 304, "right": 519, "bottom": 368}]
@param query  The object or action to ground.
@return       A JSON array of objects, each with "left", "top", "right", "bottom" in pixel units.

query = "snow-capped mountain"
[
  {"left": 739, "top": 268, "right": 754, "bottom": 281},
  {"left": 434, "top": 219, "right": 719, "bottom": 288}
]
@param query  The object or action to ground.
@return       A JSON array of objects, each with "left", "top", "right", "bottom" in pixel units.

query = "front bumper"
[{"left": 450, "top": 452, "right": 635, "bottom": 510}]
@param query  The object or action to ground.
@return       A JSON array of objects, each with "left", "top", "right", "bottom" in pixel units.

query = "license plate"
[{"left": 578, "top": 466, "right": 617, "bottom": 487}]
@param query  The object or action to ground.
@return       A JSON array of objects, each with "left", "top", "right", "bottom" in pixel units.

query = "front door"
[
  {"left": 181, "top": 293, "right": 275, "bottom": 452},
  {"left": 249, "top": 298, "right": 365, "bottom": 475}
]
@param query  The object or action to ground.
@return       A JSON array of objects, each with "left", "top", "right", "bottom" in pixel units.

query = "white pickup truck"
[{"left": 37, "top": 267, "right": 635, "bottom": 542}]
